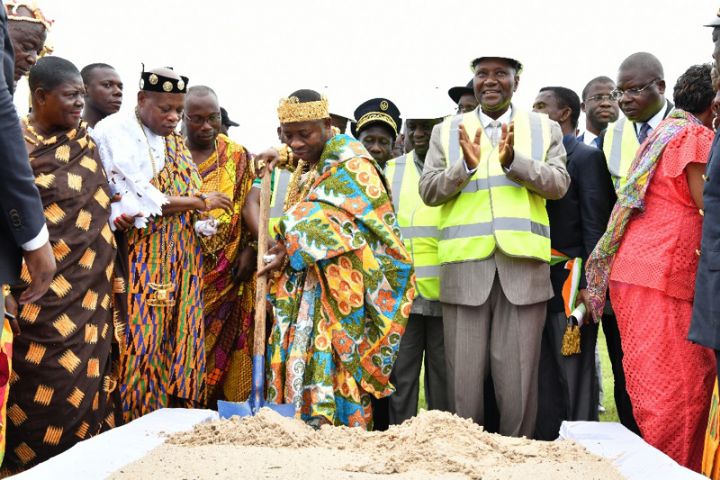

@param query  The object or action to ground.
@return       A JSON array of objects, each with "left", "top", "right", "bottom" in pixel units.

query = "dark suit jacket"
[
  {"left": 0, "top": 3, "right": 46, "bottom": 284},
  {"left": 546, "top": 135, "right": 615, "bottom": 313},
  {"left": 690, "top": 131, "right": 720, "bottom": 349}
]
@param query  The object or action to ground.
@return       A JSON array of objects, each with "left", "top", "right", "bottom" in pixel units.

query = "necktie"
[
  {"left": 637, "top": 122, "right": 652, "bottom": 144},
  {"left": 489, "top": 121, "right": 501, "bottom": 147}
]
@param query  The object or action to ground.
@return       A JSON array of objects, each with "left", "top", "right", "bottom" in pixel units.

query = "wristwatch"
[{"left": 194, "top": 192, "right": 210, "bottom": 211}]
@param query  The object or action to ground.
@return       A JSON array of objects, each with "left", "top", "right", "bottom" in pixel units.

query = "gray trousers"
[
  {"left": 535, "top": 311, "right": 599, "bottom": 440},
  {"left": 389, "top": 313, "right": 448, "bottom": 424},
  {"left": 443, "top": 276, "right": 546, "bottom": 437}
]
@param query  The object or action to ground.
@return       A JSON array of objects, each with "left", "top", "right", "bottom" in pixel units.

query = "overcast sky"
[{"left": 20, "top": 0, "right": 717, "bottom": 151}]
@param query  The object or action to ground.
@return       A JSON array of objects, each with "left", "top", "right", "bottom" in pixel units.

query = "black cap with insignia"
[{"left": 351, "top": 98, "right": 402, "bottom": 140}]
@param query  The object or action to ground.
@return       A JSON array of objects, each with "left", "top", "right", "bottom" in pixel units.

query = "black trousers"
[
  {"left": 602, "top": 309, "right": 641, "bottom": 436},
  {"left": 535, "top": 312, "right": 599, "bottom": 440}
]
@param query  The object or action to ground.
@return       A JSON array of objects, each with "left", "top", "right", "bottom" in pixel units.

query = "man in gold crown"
[
  {"left": 5, "top": 0, "right": 51, "bottom": 86},
  {"left": 254, "top": 89, "right": 415, "bottom": 429},
  {"left": 92, "top": 67, "right": 231, "bottom": 422}
]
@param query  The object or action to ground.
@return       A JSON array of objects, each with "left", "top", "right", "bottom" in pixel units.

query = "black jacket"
[
  {"left": 546, "top": 135, "right": 615, "bottom": 313},
  {"left": 690, "top": 131, "right": 720, "bottom": 349},
  {"left": 0, "top": 3, "right": 46, "bottom": 284}
]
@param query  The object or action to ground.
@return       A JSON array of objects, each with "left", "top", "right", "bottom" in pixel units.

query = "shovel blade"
[
  {"left": 217, "top": 399, "right": 254, "bottom": 419},
  {"left": 264, "top": 402, "right": 296, "bottom": 418}
]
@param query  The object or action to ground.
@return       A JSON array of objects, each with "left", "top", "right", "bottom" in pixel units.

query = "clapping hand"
[
  {"left": 459, "top": 124, "right": 482, "bottom": 170},
  {"left": 499, "top": 122, "right": 515, "bottom": 168}
]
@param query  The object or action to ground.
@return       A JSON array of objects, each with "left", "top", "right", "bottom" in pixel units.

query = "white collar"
[
  {"left": 477, "top": 105, "right": 513, "bottom": 128},
  {"left": 635, "top": 99, "right": 668, "bottom": 132}
]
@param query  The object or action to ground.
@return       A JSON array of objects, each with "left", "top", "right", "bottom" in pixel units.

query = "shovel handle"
[{"left": 253, "top": 171, "right": 272, "bottom": 357}]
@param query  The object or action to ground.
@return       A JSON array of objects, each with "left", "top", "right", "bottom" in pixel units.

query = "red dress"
[{"left": 609, "top": 124, "right": 715, "bottom": 471}]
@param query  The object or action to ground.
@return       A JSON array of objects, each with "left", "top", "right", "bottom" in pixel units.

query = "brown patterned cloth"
[{"left": 4, "top": 122, "right": 117, "bottom": 471}]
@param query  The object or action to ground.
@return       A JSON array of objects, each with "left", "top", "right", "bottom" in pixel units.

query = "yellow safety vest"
[
  {"left": 603, "top": 117, "right": 640, "bottom": 193},
  {"left": 268, "top": 169, "right": 292, "bottom": 237},
  {"left": 385, "top": 151, "right": 441, "bottom": 300},
  {"left": 438, "top": 110, "right": 552, "bottom": 264}
]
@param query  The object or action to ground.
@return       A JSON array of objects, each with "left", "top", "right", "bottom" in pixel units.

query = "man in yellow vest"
[
  {"left": 601, "top": 52, "right": 673, "bottom": 192},
  {"left": 419, "top": 54, "right": 570, "bottom": 437},
  {"left": 385, "top": 108, "right": 448, "bottom": 426}
]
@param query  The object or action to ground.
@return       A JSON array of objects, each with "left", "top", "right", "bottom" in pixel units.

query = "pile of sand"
[{"left": 110, "top": 409, "right": 624, "bottom": 479}]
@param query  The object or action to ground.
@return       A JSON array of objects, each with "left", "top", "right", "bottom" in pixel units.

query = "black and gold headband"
[
  {"left": 139, "top": 66, "right": 188, "bottom": 94},
  {"left": 356, "top": 111, "right": 398, "bottom": 135}
]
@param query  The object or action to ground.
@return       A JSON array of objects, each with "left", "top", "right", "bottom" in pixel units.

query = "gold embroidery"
[
  {"left": 43, "top": 426, "right": 63, "bottom": 446},
  {"left": 82, "top": 290, "right": 98, "bottom": 311},
  {"left": 44, "top": 203, "right": 66, "bottom": 224},
  {"left": 102, "top": 323, "right": 109, "bottom": 339},
  {"left": 101, "top": 223, "right": 112, "bottom": 244},
  {"left": 52, "top": 239, "right": 71, "bottom": 262},
  {"left": 25, "top": 342, "right": 46, "bottom": 365},
  {"left": 33, "top": 385, "right": 54, "bottom": 406},
  {"left": 52, "top": 313, "right": 77, "bottom": 338},
  {"left": 58, "top": 350, "right": 81, "bottom": 373},
  {"left": 94, "top": 187, "right": 110, "bottom": 208},
  {"left": 20, "top": 303, "right": 41, "bottom": 323},
  {"left": 20, "top": 262, "right": 30, "bottom": 283},
  {"left": 7, "top": 404, "right": 27, "bottom": 426},
  {"left": 75, "top": 211, "right": 92, "bottom": 233},
  {"left": 101, "top": 293, "right": 111, "bottom": 310},
  {"left": 77, "top": 136, "right": 88, "bottom": 150},
  {"left": 49, "top": 275, "right": 72, "bottom": 297},
  {"left": 55, "top": 144, "right": 70, "bottom": 162},
  {"left": 85, "top": 324, "right": 98, "bottom": 343},
  {"left": 66, "top": 387, "right": 84, "bottom": 408},
  {"left": 78, "top": 248, "right": 96, "bottom": 269},
  {"left": 14, "top": 443, "right": 36, "bottom": 465},
  {"left": 34, "top": 173, "right": 55, "bottom": 188},
  {"left": 75, "top": 421, "right": 89, "bottom": 439},
  {"left": 80, "top": 155, "right": 96, "bottom": 171},
  {"left": 87, "top": 358, "right": 100, "bottom": 378},
  {"left": 67, "top": 172, "right": 82, "bottom": 192}
]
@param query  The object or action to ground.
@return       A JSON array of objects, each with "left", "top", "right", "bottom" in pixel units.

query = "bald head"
[
  {"left": 616, "top": 52, "right": 666, "bottom": 122},
  {"left": 618, "top": 52, "right": 664, "bottom": 79},
  {"left": 184, "top": 85, "right": 221, "bottom": 148}
]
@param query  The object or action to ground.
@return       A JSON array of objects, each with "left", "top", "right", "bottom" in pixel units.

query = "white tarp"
[
  {"left": 13, "top": 410, "right": 706, "bottom": 479},
  {"left": 560, "top": 421, "right": 705, "bottom": 480}
]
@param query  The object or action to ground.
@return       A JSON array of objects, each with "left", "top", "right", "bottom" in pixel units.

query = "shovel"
[{"left": 217, "top": 168, "right": 296, "bottom": 419}]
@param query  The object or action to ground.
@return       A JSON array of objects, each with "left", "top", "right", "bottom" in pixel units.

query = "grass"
[{"left": 417, "top": 323, "right": 621, "bottom": 423}]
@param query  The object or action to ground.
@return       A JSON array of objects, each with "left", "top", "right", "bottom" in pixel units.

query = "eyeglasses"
[
  {"left": 584, "top": 94, "right": 616, "bottom": 103},
  {"left": 610, "top": 80, "right": 659, "bottom": 101},
  {"left": 184, "top": 113, "right": 221, "bottom": 126}
]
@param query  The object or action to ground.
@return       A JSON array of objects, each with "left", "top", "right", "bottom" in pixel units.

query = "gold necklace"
[
  {"left": 136, "top": 109, "right": 175, "bottom": 307},
  {"left": 22, "top": 117, "right": 60, "bottom": 146}
]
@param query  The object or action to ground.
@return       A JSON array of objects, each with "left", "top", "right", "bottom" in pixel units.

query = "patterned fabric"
[
  {"left": 118, "top": 132, "right": 206, "bottom": 422},
  {"left": 267, "top": 134, "right": 415, "bottom": 429},
  {"left": 0, "top": 317, "right": 12, "bottom": 466},
  {"left": 585, "top": 109, "right": 696, "bottom": 320},
  {"left": 703, "top": 379, "right": 720, "bottom": 478},
  {"left": 197, "top": 134, "right": 256, "bottom": 405},
  {"left": 6, "top": 124, "right": 116, "bottom": 470}
]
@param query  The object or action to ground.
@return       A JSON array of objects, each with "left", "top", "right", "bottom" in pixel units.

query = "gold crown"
[
  {"left": 277, "top": 95, "right": 329, "bottom": 124},
  {"left": 6, "top": 1, "right": 53, "bottom": 31}
]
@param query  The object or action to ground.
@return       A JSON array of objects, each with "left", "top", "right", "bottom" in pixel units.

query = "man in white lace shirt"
[{"left": 92, "top": 66, "right": 231, "bottom": 421}]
